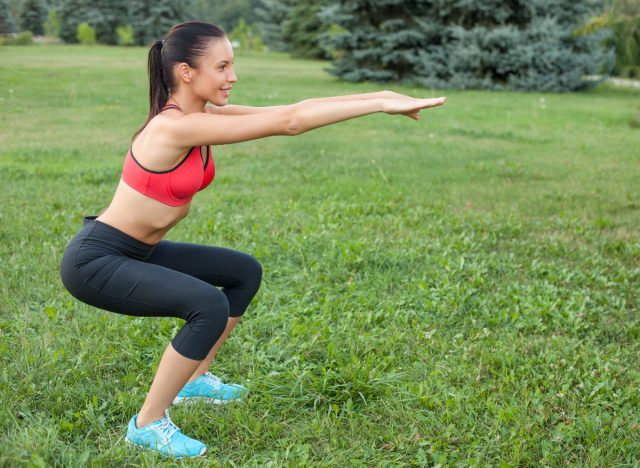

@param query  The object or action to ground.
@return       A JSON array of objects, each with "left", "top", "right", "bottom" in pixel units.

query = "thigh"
[
  {"left": 145, "top": 239, "right": 261, "bottom": 288},
  {"left": 68, "top": 253, "right": 224, "bottom": 320}
]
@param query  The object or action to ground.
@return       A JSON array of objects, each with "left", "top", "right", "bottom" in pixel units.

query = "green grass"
[{"left": 1, "top": 44, "right": 639, "bottom": 466}]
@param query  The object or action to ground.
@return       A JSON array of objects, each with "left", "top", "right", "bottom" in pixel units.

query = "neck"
[{"left": 166, "top": 93, "right": 206, "bottom": 114}]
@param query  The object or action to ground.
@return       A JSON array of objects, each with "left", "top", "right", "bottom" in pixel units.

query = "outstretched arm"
[
  {"left": 205, "top": 91, "right": 411, "bottom": 116},
  {"left": 165, "top": 94, "right": 446, "bottom": 147},
  {"left": 288, "top": 95, "right": 445, "bottom": 133}
]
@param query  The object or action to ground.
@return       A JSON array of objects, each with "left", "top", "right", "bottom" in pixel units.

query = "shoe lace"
[
  {"left": 202, "top": 371, "right": 222, "bottom": 390},
  {"left": 155, "top": 409, "right": 179, "bottom": 441}
]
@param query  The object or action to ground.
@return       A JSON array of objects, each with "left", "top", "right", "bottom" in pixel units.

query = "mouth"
[{"left": 220, "top": 87, "right": 232, "bottom": 96}]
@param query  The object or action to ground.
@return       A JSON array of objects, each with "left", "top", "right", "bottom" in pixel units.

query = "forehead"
[{"left": 204, "top": 37, "right": 234, "bottom": 62}]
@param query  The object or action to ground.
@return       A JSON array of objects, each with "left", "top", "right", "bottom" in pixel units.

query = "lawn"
[{"left": 0, "top": 44, "right": 639, "bottom": 466}]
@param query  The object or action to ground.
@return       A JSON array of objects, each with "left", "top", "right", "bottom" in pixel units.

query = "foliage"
[
  {"left": 282, "top": 0, "right": 331, "bottom": 59},
  {"left": 0, "top": 0, "right": 16, "bottom": 33},
  {"left": 613, "top": 15, "right": 640, "bottom": 77},
  {"left": 43, "top": 9, "right": 61, "bottom": 37},
  {"left": 0, "top": 28, "right": 32, "bottom": 44},
  {"left": 115, "top": 24, "right": 133, "bottom": 46},
  {"left": 76, "top": 20, "right": 95, "bottom": 44},
  {"left": 228, "top": 17, "right": 265, "bottom": 52},
  {"left": 188, "top": 0, "right": 261, "bottom": 32},
  {"left": 255, "top": 0, "right": 295, "bottom": 52},
  {"left": 577, "top": 0, "right": 640, "bottom": 77},
  {"left": 127, "top": 0, "right": 192, "bottom": 46},
  {"left": 18, "top": 0, "right": 45, "bottom": 35},
  {"left": 318, "top": 0, "right": 615, "bottom": 91},
  {"left": 58, "top": 0, "right": 191, "bottom": 45}
]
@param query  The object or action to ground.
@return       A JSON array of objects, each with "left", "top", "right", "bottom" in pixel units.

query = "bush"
[
  {"left": 613, "top": 15, "right": 640, "bottom": 78},
  {"left": 115, "top": 24, "right": 134, "bottom": 46},
  {"left": 43, "top": 9, "right": 61, "bottom": 38},
  {"left": 229, "top": 18, "right": 265, "bottom": 52},
  {"left": 76, "top": 21, "right": 95, "bottom": 45},
  {"left": 0, "top": 30, "right": 34, "bottom": 45},
  {"left": 578, "top": 1, "right": 640, "bottom": 78}
]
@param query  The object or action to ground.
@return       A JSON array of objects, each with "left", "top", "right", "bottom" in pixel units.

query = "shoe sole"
[
  {"left": 172, "top": 396, "right": 240, "bottom": 405},
  {"left": 125, "top": 437, "right": 207, "bottom": 459}
]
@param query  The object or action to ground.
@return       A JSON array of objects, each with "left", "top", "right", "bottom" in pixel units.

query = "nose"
[{"left": 228, "top": 68, "right": 237, "bottom": 83}]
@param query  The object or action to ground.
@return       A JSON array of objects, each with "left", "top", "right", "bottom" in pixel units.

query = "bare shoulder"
[{"left": 131, "top": 115, "right": 194, "bottom": 169}]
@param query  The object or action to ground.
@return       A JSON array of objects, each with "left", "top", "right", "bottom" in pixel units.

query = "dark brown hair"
[{"left": 132, "top": 21, "right": 226, "bottom": 140}]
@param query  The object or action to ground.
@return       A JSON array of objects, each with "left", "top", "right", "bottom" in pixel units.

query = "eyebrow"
[{"left": 217, "top": 59, "right": 235, "bottom": 65}]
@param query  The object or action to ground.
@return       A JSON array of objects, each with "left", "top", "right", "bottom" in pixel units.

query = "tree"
[
  {"left": 43, "top": 9, "right": 61, "bottom": 37},
  {"left": 255, "top": 0, "right": 295, "bottom": 52},
  {"left": 128, "top": 0, "right": 193, "bottom": 45},
  {"left": 228, "top": 17, "right": 265, "bottom": 51},
  {"left": 318, "top": 0, "right": 615, "bottom": 91},
  {"left": 578, "top": 0, "right": 640, "bottom": 77},
  {"left": 19, "top": 0, "right": 46, "bottom": 34},
  {"left": 188, "top": 0, "right": 260, "bottom": 32},
  {"left": 282, "top": 0, "right": 331, "bottom": 59},
  {"left": 0, "top": 0, "right": 16, "bottom": 33},
  {"left": 58, "top": 0, "right": 193, "bottom": 45}
]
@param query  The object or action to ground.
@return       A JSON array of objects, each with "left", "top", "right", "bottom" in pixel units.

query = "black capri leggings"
[{"left": 60, "top": 215, "right": 262, "bottom": 360}]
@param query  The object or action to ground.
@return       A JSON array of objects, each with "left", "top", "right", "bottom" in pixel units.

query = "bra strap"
[{"left": 160, "top": 103, "right": 182, "bottom": 112}]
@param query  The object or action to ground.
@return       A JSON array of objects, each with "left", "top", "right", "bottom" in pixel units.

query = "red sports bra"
[{"left": 121, "top": 104, "right": 215, "bottom": 207}]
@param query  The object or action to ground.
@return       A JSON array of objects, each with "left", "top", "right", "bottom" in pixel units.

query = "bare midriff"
[
  {"left": 94, "top": 113, "right": 201, "bottom": 245},
  {"left": 95, "top": 178, "right": 191, "bottom": 245}
]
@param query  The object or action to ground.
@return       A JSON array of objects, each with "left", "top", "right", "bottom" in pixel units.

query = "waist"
[{"left": 76, "top": 215, "right": 159, "bottom": 261}]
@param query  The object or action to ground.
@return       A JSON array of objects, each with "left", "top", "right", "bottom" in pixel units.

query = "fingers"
[{"left": 421, "top": 97, "right": 446, "bottom": 108}]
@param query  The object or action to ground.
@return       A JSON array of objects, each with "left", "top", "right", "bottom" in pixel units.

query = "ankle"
[
  {"left": 187, "top": 371, "right": 206, "bottom": 384},
  {"left": 136, "top": 411, "right": 164, "bottom": 429}
]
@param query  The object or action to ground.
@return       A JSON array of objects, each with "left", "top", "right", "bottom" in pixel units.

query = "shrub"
[
  {"left": 229, "top": 18, "right": 265, "bottom": 52},
  {"left": 115, "top": 24, "right": 134, "bottom": 46},
  {"left": 14, "top": 30, "right": 33, "bottom": 45},
  {"left": 43, "top": 9, "right": 61, "bottom": 38},
  {"left": 1, "top": 30, "right": 34, "bottom": 45},
  {"left": 613, "top": 15, "right": 640, "bottom": 78},
  {"left": 76, "top": 21, "right": 95, "bottom": 45}
]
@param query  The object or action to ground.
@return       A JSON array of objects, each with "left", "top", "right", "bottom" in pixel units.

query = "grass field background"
[{"left": 1, "top": 45, "right": 639, "bottom": 465}]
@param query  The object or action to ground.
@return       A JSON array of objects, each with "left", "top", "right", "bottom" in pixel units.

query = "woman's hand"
[{"left": 381, "top": 96, "right": 446, "bottom": 120}]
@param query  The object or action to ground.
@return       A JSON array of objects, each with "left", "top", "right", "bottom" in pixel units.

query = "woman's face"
[{"left": 190, "top": 37, "right": 237, "bottom": 106}]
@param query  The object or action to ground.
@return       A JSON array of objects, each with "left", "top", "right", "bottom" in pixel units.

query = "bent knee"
[
  {"left": 187, "top": 288, "right": 230, "bottom": 333},
  {"left": 248, "top": 255, "right": 263, "bottom": 287}
]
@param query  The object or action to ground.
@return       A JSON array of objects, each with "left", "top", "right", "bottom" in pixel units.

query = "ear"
[{"left": 177, "top": 62, "right": 193, "bottom": 83}]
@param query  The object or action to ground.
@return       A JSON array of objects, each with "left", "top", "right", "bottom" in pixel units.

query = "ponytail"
[{"left": 132, "top": 40, "right": 168, "bottom": 140}]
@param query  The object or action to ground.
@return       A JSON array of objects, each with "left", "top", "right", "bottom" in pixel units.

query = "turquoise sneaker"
[
  {"left": 125, "top": 409, "right": 207, "bottom": 459},
  {"left": 173, "top": 371, "right": 248, "bottom": 405}
]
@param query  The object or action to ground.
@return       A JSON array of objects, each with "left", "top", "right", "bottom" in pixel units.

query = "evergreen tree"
[
  {"left": 0, "top": 0, "right": 16, "bottom": 33},
  {"left": 188, "top": 0, "right": 260, "bottom": 32},
  {"left": 58, "top": 0, "right": 192, "bottom": 45},
  {"left": 255, "top": 0, "right": 295, "bottom": 52},
  {"left": 282, "top": 0, "right": 331, "bottom": 59},
  {"left": 128, "top": 0, "right": 193, "bottom": 45},
  {"left": 58, "top": 0, "right": 127, "bottom": 44},
  {"left": 19, "top": 0, "right": 46, "bottom": 34},
  {"left": 319, "top": 0, "right": 615, "bottom": 91}
]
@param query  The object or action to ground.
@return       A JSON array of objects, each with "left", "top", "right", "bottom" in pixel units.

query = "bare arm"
[
  {"left": 204, "top": 104, "right": 287, "bottom": 115},
  {"left": 288, "top": 98, "right": 385, "bottom": 135},
  {"left": 289, "top": 95, "right": 445, "bottom": 133},
  {"left": 166, "top": 99, "right": 384, "bottom": 146},
  {"left": 204, "top": 91, "right": 408, "bottom": 116},
  {"left": 165, "top": 95, "right": 445, "bottom": 146}
]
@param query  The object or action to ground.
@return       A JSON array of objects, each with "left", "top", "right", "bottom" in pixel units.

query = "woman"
[{"left": 59, "top": 21, "right": 445, "bottom": 459}]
